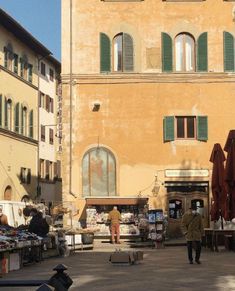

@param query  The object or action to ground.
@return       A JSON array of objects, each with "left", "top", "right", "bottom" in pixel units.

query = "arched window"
[
  {"left": 4, "top": 186, "right": 12, "bottom": 201},
  {"left": 175, "top": 33, "right": 195, "bottom": 72},
  {"left": 82, "top": 147, "right": 116, "bottom": 196},
  {"left": 113, "top": 33, "right": 134, "bottom": 72},
  {"left": 4, "top": 98, "right": 12, "bottom": 130},
  {"left": 21, "top": 106, "right": 27, "bottom": 136}
]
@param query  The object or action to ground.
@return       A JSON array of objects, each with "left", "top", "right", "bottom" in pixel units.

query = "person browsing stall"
[
  {"left": 181, "top": 205, "right": 204, "bottom": 265},
  {"left": 28, "top": 208, "right": 49, "bottom": 237},
  {"left": 0, "top": 208, "right": 8, "bottom": 225},
  {"left": 108, "top": 206, "right": 121, "bottom": 244}
]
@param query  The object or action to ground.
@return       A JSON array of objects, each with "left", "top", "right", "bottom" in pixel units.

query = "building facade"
[
  {"left": 61, "top": 0, "right": 235, "bottom": 236},
  {"left": 38, "top": 56, "right": 62, "bottom": 204},
  {"left": 0, "top": 9, "right": 62, "bottom": 204}
]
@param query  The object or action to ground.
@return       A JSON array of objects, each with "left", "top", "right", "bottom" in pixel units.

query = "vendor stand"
[{"left": 85, "top": 197, "right": 148, "bottom": 238}]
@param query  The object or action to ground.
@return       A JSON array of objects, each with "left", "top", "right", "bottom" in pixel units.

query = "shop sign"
[{"left": 165, "top": 169, "right": 209, "bottom": 178}]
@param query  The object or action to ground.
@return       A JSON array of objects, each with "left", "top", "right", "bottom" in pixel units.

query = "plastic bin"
[{"left": 82, "top": 233, "right": 94, "bottom": 244}]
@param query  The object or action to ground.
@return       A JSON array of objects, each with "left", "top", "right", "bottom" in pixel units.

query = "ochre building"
[{"left": 61, "top": 0, "right": 235, "bottom": 237}]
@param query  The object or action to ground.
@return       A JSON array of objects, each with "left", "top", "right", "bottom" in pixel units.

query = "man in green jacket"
[{"left": 181, "top": 205, "right": 204, "bottom": 264}]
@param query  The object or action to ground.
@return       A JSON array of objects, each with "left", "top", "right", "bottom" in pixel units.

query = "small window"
[
  {"left": 41, "top": 125, "right": 45, "bottom": 142},
  {"left": 176, "top": 116, "right": 196, "bottom": 139},
  {"left": 13, "top": 54, "right": 18, "bottom": 74},
  {"left": 49, "top": 68, "right": 54, "bottom": 81},
  {"left": 163, "top": 116, "right": 208, "bottom": 142},
  {"left": 20, "top": 167, "right": 27, "bottom": 184},
  {"left": 40, "top": 159, "right": 45, "bottom": 178},
  {"left": 169, "top": 199, "right": 183, "bottom": 219},
  {"left": 40, "top": 92, "right": 45, "bottom": 108},
  {"left": 49, "top": 128, "right": 54, "bottom": 145},
  {"left": 45, "top": 160, "right": 50, "bottom": 180},
  {"left": 5, "top": 99, "right": 12, "bottom": 131},
  {"left": 28, "top": 64, "right": 33, "bottom": 83},
  {"left": 22, "top": 106, "right": 27, "bottom": 136},
  {"left": 40, "top": 62, "right": 46, "bottom": 76},
  {"left": 49, "top": 161, "right": 53, "bottom": 180}
]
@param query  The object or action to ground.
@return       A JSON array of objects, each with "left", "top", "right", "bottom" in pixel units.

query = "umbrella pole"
[{"left": 219, "top": 209, "right": 224, "bottom": 229}]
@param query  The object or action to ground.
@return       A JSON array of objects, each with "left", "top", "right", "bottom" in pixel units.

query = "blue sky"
[{"left": 0, "top": 0, "right": 61, "bottom": 60}]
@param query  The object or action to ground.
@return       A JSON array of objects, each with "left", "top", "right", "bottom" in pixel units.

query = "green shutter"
[
  {"left": 29, "top": 110, "right": 33, "bottom": 138},
  {"left": 100, "top": 33, "right": 111, "bottom": 73},
  {"left": 15, "top": 103, "right": 20, "bottom": 133},
  {"left": 4, "top": 97, "right": 8, "bottom": 129},
  {"left": 224, "top": 31, "right": 235, "bottom": 72},
  {"left": 0, "top": 95, "right": 2, "bottom": 127},
  {"left": 123, "top": 33, "right": 134, "bottom": 72},
  {"left": 197, "top": 32, "right": 208, "bottom": 72},
  {"left": 20, "top": 58, "right": 24, "bottom": 77},
  {"left": 162, "top": 33, "right": 173, "bottom": 72},
  {"left": 164, "top": 116, "right": 175, "bottom": 142},
  {"left": 197, "top": 116, "right": 208, "bottom": 141}
]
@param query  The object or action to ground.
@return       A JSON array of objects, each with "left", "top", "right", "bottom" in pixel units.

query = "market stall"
[{"left": 85, "top": 197, "right": 148, "bottom": 237}]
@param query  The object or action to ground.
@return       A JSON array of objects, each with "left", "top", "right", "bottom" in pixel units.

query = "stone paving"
[{"left": 1, "top": 241, "right": 235, "bottom": 291}]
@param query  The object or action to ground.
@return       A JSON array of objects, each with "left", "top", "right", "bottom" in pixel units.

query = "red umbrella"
[
  {"left": 224, "top": 130, "right": 235, "bottom": 220},
  {"left": 209, "top": 143, "right": 227, "bottom": 225}
]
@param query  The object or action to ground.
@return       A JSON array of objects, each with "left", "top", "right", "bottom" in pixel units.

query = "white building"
[{"left": 38, "top": 56, "right": 62, "bottom": 203}]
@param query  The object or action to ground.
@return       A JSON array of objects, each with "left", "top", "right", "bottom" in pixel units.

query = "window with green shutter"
[
  {"left": 197, "top": 32, "right": 208, "bottom": 72},
  {"left": 100, "top": 33, "right": 111, "bottom": 73},
  {"left": 197, "top": 116, "right": 208, "bottom": 141},
  {"left": 13, "top": 54, "right": 18, "bottom": 74},
  {"left": 163, "top": 116, "right": 175, "bottom": 142},
  {"left": 28, "top": 64, "right": 33, "bottom": 83},
  {"left": 162, "top": 33, "right": 173, "bottom": 72},
  {"left": 15, "top": 103, "right": 20, "bottom": 133},
  {"left": 224, "top": 31, "right": 235, "bottom": 72},
  {"left": 0, "top": 95, "right": 2, "bottom": 127},
  {"left": 29, "top": 110, "right": 33, "bottom": 138},
  {"left": 21, "top": 105, "right": 24, "bottom": 134},
  {"left": 123, "top": 33, "right": 134, "bottom": 72}
]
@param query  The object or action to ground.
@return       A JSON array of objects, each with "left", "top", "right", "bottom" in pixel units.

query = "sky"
[{"left": 0, "top": 0, "right": 61, "bottom": 61}]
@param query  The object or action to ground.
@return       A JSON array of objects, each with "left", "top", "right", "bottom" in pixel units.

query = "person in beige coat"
[{"left": 181, "top": 205, "right": 204, "bottom": 264}]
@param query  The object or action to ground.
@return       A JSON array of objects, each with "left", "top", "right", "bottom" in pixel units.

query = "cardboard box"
[{"left": 110, "top": 251, "right": 144, "bottom": 265}]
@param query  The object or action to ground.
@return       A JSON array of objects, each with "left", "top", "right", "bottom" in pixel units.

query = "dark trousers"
[{"left": 187, "top": 241, "right": 201, "bottom": 262}]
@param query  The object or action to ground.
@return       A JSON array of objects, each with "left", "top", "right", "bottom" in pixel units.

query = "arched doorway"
[{"left": 4, "top": 185, "right": 12, "bottom": 200}]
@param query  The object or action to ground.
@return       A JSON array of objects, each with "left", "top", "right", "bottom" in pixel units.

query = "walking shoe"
[
  {"left": 189, "top": 261, "right": 193, "bottom": 264},
  {"left": 195, "top": 260, "right": 201, "bottom": 264}
]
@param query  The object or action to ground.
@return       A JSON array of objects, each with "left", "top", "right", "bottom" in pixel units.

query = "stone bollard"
[
  {"left": 36, "top": 284, "right": 55, "bottom": 291},
  {"left": 47, "top": 264, "right": 73, "bottom": 291}
]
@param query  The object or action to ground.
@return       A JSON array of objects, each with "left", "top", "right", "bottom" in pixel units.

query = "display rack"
[{"left": 148, "top": 209, "right": 165, "bottom": 248}]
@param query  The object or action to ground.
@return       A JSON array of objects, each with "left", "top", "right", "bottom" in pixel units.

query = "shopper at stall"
[
  {"left": 181, "top": 205, "right": 204, "bottom": 265},
  {"left": 0, "top": 208, "right": 8, "bottom": 225},
  {"left": 28, "top": 208, "right": 49, "bottom": 237},
  {"left": 108, "top": 206, "right": 121, "bottom": 244}
]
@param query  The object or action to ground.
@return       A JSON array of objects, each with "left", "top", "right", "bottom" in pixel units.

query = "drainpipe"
[{"left": 69, "top": 0, "right": 76, "bottom": 198}]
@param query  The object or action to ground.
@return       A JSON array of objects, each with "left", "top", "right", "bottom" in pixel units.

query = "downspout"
[{"left": 69, "top": 0, "right": 76, "bottom": 198}]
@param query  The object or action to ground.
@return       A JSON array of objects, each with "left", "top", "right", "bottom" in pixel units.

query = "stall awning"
[{"left": 86, "top": 197, "right": 148, "bottom": 206}]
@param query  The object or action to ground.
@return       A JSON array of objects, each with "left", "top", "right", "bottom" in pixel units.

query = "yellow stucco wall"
[
  {"left": 0, "top": 25, "right": 38, "bottom": 201},
  {"left": 61, "top": 0, "right": 235, "bottom": 223}
]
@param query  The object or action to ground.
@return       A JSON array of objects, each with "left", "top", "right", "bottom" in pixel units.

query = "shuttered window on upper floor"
[
  {"left": 162, "top": 32, "right": 208, "bottom": 72},
  {"left": 224, "top": 31, "right": 235, "bottom": 72},
  {"left": 163, "top": 116, "right": 208, "bottom": 142},
  {"left": 100, "top": 32, "right": 134, "bottom": 73}
]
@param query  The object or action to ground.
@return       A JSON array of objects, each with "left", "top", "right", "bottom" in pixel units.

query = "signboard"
[{"left": 165, "top": 169, "right": 209, "bottom": 178}]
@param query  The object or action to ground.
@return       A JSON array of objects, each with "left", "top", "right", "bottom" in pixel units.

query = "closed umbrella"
[
  {"left": 224, "top": 130, "right": 235, "bottom": 220},
  {"left": 209, "top": 143, "right": 226, "bottom": 227}
]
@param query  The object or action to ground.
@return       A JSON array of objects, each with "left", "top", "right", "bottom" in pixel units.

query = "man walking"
[
  {"left": 108, "top": 206, "right": 121, "bottom": 244},
  {"left": 181, "top": 205, "right": 204, "bottom": 264}
]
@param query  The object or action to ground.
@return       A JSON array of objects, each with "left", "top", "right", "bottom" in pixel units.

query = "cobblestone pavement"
[{"left": 1, "top": 241, "right": 235, "bottom": 291}]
